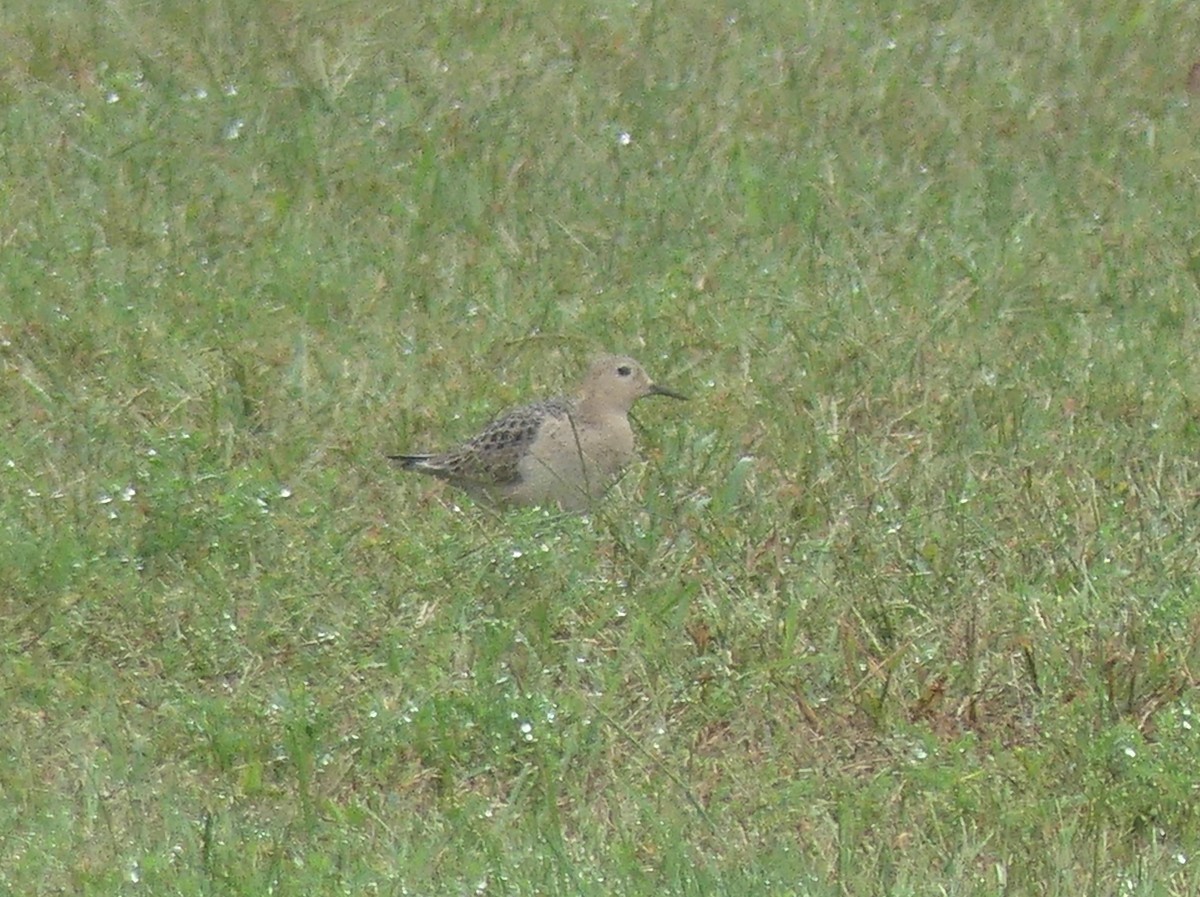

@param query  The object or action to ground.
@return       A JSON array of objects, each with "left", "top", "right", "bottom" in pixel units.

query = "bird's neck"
[{"left": 572, "top": 395, "right": 616, "bottom": 424}]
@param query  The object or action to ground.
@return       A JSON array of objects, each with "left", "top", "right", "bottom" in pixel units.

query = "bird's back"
[{"left": 395, "top": 397, "right": 572, "bottom": 491}]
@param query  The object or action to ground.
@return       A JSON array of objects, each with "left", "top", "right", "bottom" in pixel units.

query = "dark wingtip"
[{"left": 387, "top": 454, "right": 427, "bottom": 469}]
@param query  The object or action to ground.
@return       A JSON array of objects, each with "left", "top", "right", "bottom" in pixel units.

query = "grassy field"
[{"left": 3, "top": 0, "right": 1200, "bottom": 893}]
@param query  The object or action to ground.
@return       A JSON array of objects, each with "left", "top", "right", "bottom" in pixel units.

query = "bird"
[{"left": 389, "top": 354, "right": 686, "bottom": 511}]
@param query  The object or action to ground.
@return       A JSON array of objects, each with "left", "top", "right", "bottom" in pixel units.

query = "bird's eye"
[{"left": 616, "top": 365, "right": 632, "bottom": 377}]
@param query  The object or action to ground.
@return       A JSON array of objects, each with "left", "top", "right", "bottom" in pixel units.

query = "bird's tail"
[{"left": 387, "top": 454, "right": 431, "bottom": 470}]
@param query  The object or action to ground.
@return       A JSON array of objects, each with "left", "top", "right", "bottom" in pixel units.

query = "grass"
[{"left": 3, "top": 0, "right": 1200, "bottom": 893}]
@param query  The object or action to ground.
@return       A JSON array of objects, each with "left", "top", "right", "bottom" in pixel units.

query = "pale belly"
[{"left": 508, "top": 415, "right": 636, "bottom": 510}]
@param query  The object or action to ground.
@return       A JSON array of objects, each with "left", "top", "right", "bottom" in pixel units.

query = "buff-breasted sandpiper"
[{"left": 389, "top": 355, "right": 686, "bottom": 510}]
